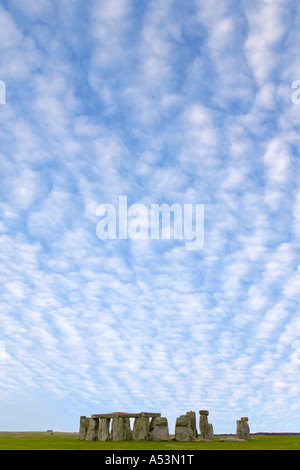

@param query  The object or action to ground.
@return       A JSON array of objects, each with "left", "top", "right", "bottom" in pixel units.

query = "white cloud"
[
  {"left": 9, "top": 166, "right": 42, "bottom": 210},
  {"left": 263, "top": 138, "right": 290, "bottom": 184},
  {"left": 292, "top": 189, "right": 300, "bottom": 237},
  {"left": 90, "top": 0, "right": 131, "bottom": 68},
  {"left": 0, "top": 5, "right": 22, "bottom": 49},
  {"left": 27, "top": 188, "right": 73, "bottom": 239},
  {"left": 9, "top": 0, "right": 53, "bottom": 19},
  {"left": 244, "top": 1, "right": 286, "bottom": 85},
  {"left": 0, "top": 5, "right": 41, "bottom": 80}
]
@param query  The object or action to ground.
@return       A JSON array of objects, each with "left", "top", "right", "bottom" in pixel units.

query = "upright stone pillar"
[
  {"left": 111, "top": 417, "right": 123, "bottom": 441},
  {"left": 199, "top": 410, "right": 209, "bottom": 439},
  {"left": 98, "top": 417, "right": 111, "bottom": 441},
  {"left": 208, "top": 423, "right": 214, "bottom": 440},
  {"left": 175, "top": 415, "right": 193, "bottom": 441},
  {"left": 149, "top": 417, "right": 170, "bottom": 441},
  {"left": 79, "top": 416, "right": 90, "bottom": 440},
  {"left": 186, "top": 411, "right": 197, "bottom": 438},
  {"left": 85, "top": 417, "right": 99, "bottom": 441},
  {"left": 236, "top": 417, "right": 250, "bottom": 440},
  {"left": 132, "top": 416, "right": 150, "bottom": 441},
  {"left": 111, "top": 416, "right": 132, "bottom": 441},
  {"left": 123, "top": 417, "right": 132, "bottom": 440}
]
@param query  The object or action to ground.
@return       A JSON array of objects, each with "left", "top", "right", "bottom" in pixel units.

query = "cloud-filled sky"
[{"left": 1, "top": 0, "right": 300, "bottom": 434}]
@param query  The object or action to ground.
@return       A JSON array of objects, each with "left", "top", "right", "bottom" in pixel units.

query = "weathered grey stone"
[
  {"left": 199, "top": 410, "right": 210, "bottom": 439},
  {"left": 123, "top": 417, "right": 132, "bottom": 440},
  {"left": 92, "top": 412, "right": 161, "bottom": 419},
  {"left": 149, "top": 417, "right": 156, "bottom": 437},
  {"left": 175, "top": 415, "right": 193, "bottom": 442},
  {"left": 208, "top": 423, "right": 214, "bottom": 440},
  {"left": 132, "top": 416, "right": 150, "bottom": 441},
  {"left": 82, "top": 411, "right": 162, "bottom": 441},
  {"left": 236, "top": 417, "right": 250, "bottom": 440},
  {"left": 149, "top": 417, "right": 170, "bottom": 441},
  {"left": 140, "top": 412, "right": 161, "bottom": 418},
  {"left": 85, "top": 417, "right": 99, "bottom": 441},
  {"left": 111, "top": 417, "right": 132, "bottom": 441},
  {"left": 111, "top": 417, "right": 122, "bottom": 441},
  {"left": 186, "top": 411, "right": 197, "bottom": 439},
  {"left": 98, "top": 417, "right": 110, "bottom": 441},
  {"left": 79, "top": 416, "right": 90, "bottom": 441}
]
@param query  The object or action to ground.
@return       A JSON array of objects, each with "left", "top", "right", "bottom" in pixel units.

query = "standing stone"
[
  {"left": 175, "top": 415, "right": 193, "bottom": 441},
  {"left": 149, "top": 417, "right": 170, "bottom": 441},
  {"left": 186, "top": 411, "right": 197, "bottom": 439},
  {"left": 208, "top": 423, "right": 214, "bottom": 440},
  {"left": 111, "top": 417, "right": 124, "bottom": 441},
  {"left": 132, "top": 416, "right": 150, "bottom": 441},
  {"left": 236, "top": 417, "right": 250, "bottom": 440},
  {"left": 79, "top": 416, "right": 90, "bottom": 440},
  {"left": 149, "top": 417, "right": 156, "bottom": 439},
  {"left": 123, "top": 417, "right": 132, "bottom": 440},
  {"left": 199, "top": 410, "right": 210, "bottom": 439},
  {"left": 85, "top": 417, "right": 99, "bottom": 441},
  {"left": 111, "top": 417, "right": 132, "bottom": 441},
  {"left": 98, "top": 417, "right": 110, "bottom": 441}
]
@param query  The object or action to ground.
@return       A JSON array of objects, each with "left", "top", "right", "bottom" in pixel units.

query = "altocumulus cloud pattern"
[{"left": 0, "top": 0, "right": 300, "bottom": 433}]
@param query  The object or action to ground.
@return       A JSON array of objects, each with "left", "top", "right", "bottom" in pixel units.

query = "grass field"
[{"left": 0, "top": 432, "right": 300, "bottom": 450}]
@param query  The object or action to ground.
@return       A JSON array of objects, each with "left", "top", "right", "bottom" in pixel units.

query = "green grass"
[{"left": 0, "top": 432, "right": 300, "bottom": 450}]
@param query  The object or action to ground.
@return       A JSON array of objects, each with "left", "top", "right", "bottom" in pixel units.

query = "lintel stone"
[{"left": 92, "top": 412, "right": 161, "bottom": 419}]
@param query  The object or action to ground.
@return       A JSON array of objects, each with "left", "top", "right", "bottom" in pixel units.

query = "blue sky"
[{"left": 1, "top": 0, "right": 300, "bottom": 434}]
